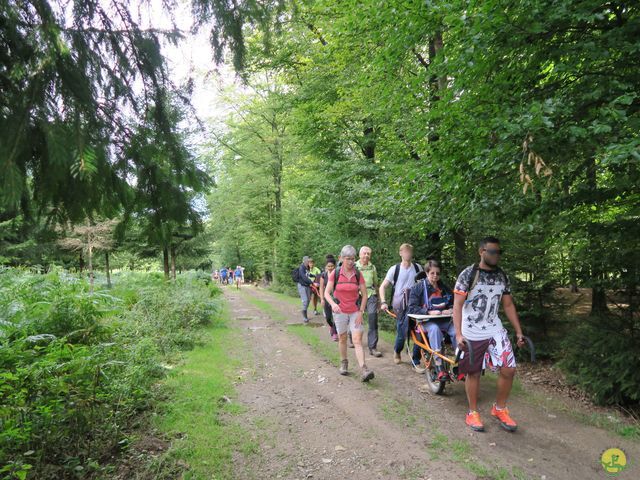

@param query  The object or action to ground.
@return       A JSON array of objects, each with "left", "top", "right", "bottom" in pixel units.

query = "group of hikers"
[
  {"left": 212, "top": 265, "right": 245, "bottom": 288},
  {"left": 293, "top": 237, "right": 527, "bottom": 433}
]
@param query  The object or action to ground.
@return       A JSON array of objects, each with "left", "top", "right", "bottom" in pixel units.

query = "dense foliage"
[
  {"left": 205, "top": 1, "right": 640, "bottom": 405},
  {"left": 0, "top": 269, "right": 221, "bottom": 479},
  {"left": 1, "top": 6, "right": 639, "bottom": 466}
]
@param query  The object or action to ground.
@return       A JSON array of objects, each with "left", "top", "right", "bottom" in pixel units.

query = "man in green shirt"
[
  {"left": 308, "top": 258, "right": 322, "bottom": 315},
  {"left": 356, "top": 246, "right": 383, "bottom": 357}
]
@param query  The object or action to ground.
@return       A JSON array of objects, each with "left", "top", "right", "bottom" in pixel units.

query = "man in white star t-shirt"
[{"left": 453, "top": 236, "right": 526, "bottom": 433}]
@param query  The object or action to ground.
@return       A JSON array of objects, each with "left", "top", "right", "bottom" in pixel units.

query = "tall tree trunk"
[
  {"left": 79, "top": 252, "right": 85, "bottom": 273},
  {"left": 105, "top": 251, "right": 111, "bottom": 288},
  {"left": 362, "top": 122, "right": 376, "bottom": 160},
  {"left": 88, "top": 245, "right": 94, "bottom": 294},
  {"left": 426, "top": 232, "right": 442, "bottom": 261},
  {"left": 453, "top": 227, "right": 467, "bottom": 274},
  {"left": 162, "top": 246, "right": 170, "bottom": 280},
  {"left": 170, "top": 244, "right": 177, "bottom": 280},
  {"left": 591, "top": 277, "right": 608, "bottom": 314},
  {"left": 427, "top": 30, "right": 445, "bottom": 143},
  {"left": 271, "top": 120, "right": 283, "bottom": 284},
  {"left": 569, "top": 271, "right": 579, "bottom": 293},
  {"left": 586, "top": 156, "right": 608, "bottom": 315}
]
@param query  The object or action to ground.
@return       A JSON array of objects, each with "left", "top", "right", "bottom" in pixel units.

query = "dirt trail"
[{"left": 225, "top": 287, "right": 639, "bottom": 480}]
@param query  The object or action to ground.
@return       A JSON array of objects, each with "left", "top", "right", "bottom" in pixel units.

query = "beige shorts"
[{"left": 334, "top": 312, "right": 364, "bottom": 335}]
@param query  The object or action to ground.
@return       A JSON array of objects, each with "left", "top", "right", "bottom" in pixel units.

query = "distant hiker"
[
  {"left": 356, "top": 246, "right": 382, "bottom": 358},
  {"left": 234, "top": 265, "right": 244, "bottom": 289},
  {"left": 308, "top": 258, "right": 322, "bottom": 315},
  {"left": 293, "top": 256, "right": 313, "bottom": 323},
  {"left": 220, "top": 266, "right": 229, "bottom": 285},
  {"left": 319, "top": 255, "right": 339, "bottom": 341},
  {"left": 379, "top": 243, "right": 423, "bottom": 365},
  {"left": 324, "top": 245, "right": 374, "bottom": 382}
]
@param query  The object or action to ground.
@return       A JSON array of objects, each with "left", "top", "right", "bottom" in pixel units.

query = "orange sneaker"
[
  {"left": 465, "top": 410, "right": 485, "bottom": 432},
  {"left": 491, "top": 404, "right": 518, "bottom": 432}
]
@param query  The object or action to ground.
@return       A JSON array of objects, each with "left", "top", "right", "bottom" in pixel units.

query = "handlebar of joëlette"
[{"left": 383, "top": 310, "right": 475, "bottom": 365}]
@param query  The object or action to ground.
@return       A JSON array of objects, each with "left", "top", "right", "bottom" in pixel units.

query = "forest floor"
[{"left": 146, "top": 286, "right": 640, "bottom": 480}]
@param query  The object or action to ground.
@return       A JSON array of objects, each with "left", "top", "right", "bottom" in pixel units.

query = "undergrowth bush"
[
  {"left": 0, "top": 268, "right": 221, "bottom": 479},
  {"left": 559, "top": 313, "right": 640, "bottom": 407}
]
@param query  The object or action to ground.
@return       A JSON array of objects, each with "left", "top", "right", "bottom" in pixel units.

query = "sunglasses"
[{"left": 483, "top": 248, "right": 504, "bottom": 255}]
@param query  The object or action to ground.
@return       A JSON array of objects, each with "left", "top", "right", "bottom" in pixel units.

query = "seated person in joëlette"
[{"left": 407, "top": 259, "right": 455, "bottom": 381}]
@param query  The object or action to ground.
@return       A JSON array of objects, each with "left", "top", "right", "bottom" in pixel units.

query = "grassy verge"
[
  {"left": 286, "top": 324, "right": 340, "bottom": 366},
  {"left": 241, "top": 289, "right": 340, "bottom": 367},
  {"left": 264, "top": 286, "right": 301, "bottom": 306},
  {"left": 0, "top": 270, "right": 220, "bottom": 479},
  {"left": 240, "top": 290, "right": 288, "bottom": 322},
  {"left": 425, "top": 431, "right": 527, "bottom": 480},
  {"left": 516, "top": 386, "right": 640, "bottom": 441},
  {"left": 152, "top": 303, "right": 259, "bottom": 479}
]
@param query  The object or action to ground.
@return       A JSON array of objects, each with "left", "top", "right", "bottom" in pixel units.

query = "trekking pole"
[
  {"left": 516, "top": 335, "right": 536, "bottom": 363},
  {"left": 454, "top": 339, "right": 474, "bottom": 367}
]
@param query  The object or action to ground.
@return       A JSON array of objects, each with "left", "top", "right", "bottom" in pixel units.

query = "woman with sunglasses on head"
[{"left": 324, "top": 245, "right": 374, "bottom": 382}]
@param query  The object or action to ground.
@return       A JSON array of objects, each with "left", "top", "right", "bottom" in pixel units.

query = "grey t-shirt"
[
  {"left": 384, "top": 263, "right": 423, "bottom": 311},
  {"left": 454, "top": 265, "right": 511, "bottom": 340}
]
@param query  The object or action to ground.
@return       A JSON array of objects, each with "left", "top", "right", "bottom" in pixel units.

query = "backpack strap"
[
  {"left": 468, "top": 263, "right": 480, "bottom": 292},
  {"left": 412, "top": 261, "right": 420, "bottom": 273},
  {"left": 393, "top": 263, "right": 401, "bottom": 283},
  {"left": 390, "top": 263, "right": 400, "bottom": 304},
  {"left": 334, "top": 266, "right": 360, "bottom": 287},
  {"left": 468, "top": 263, "right": 506, "bottom": 292}
]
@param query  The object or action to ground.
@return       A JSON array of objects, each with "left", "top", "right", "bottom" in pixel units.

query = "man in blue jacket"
[{"left": 296, "top": 256, "right": 313, "bottom": 323}]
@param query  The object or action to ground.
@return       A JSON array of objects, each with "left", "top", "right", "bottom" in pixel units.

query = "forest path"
[{"left": 224, "top": 286, "right": 638, "bottom": 480}]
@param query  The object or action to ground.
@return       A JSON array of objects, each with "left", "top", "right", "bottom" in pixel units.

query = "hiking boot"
[
  {"left": 466, "top": 411, "right": 485, "bottom": 432},
  {"left": 339, "top": 360, "right": 348, "bottom": 375},
  {"left": 361, "top": 366, "right": 375, "bottom": 382},
  {"left": 491, "top": 404, "right": 518, "bottom": 432},
  {"left": 302, "top": 310, "right": 309, "bottom": 324},
  {"left": 393, "top": 352, "right": 401, "bottom": 364},
  {"left": 314, "top": 310, "right": 320, "bottom": 316},
  {"left": 369, "top": 349, "right": 383, "bottom": 358}
]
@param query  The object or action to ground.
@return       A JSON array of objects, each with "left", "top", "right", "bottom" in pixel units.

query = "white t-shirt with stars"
[{"left": 454, "top": 265, "right": 512, "bottom": 341}]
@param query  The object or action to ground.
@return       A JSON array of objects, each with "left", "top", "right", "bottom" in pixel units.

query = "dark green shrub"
[
  {"left": 0, "top": 269, "right": 222, "bottom": 478},
  {"left": 559, "top": 313, "right": 640, "bottom": 406}
]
